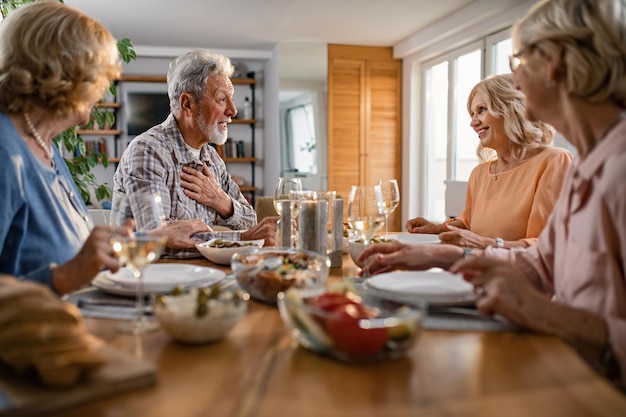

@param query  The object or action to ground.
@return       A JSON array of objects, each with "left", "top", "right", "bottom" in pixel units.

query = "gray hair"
[
  {"left": 167, "top": 49, "right": 235, "bottom": 112},
  {"left": 512, "top": 0, "right": 626, "bottom": 107}
]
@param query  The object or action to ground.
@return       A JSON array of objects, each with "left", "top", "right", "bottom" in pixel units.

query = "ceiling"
[{"left": 65, "top": 0, "right": 477, "bottom": 83}]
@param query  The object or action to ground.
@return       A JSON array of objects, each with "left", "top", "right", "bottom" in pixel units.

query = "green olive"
[
  {"left": 155, "top": 294, "right": 167, "bottom": 306},
  {"left": 196, "top": 302, "right": 208, "bottom": 318}
]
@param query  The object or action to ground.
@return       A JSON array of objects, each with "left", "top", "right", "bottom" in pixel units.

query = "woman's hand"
[
  {"left": 406, "top": 217, "right": 442, "bottom": 234},
  {"left": 449, "top": 256, "right": 552, "bottom": 330},
  {"left": 450, "top": 256, "right": 610, "bottom": 368},
  {"left": 241, "top": 216, "right": 278, "bottom": 246},
  {"left": 51, "top": 225, "right": 129, "bottom": 295},
  {"left": 358, "top": 241, "right": 464, "bottom": 276},
  {"left": 439, "top": 224, "right": 489, "bottom": 249}
]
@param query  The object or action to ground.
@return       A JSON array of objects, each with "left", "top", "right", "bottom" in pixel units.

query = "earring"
[{"left": 545, "top": 80, "right": 555, "bottom": 88}]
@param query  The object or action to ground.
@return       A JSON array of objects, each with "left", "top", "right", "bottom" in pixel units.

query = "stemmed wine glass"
[
  {"left": 110, "top": 191, "right": 168, "bottom": 334},
  {"left": 273, "top": 177, "right": 303, "bottom": 247},
  {"left": 377, "top": 179, "right": 400, "bottom": 238},
  {"left": 347, "top": 185, "right": 385, "bottom": 245}
]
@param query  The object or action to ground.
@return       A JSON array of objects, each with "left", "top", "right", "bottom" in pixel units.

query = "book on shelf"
[
  {"left": 76, "top": 138, "right": 107, "bottom": 157},
  {"left": 223, "top": 138, "right": 244, "bottom": 158},
  {"left": 209, "top": 143, "right": 224, "bottom": 157},
  {"left": 236, "top": 140, "right": 245, "bottom": 158}
]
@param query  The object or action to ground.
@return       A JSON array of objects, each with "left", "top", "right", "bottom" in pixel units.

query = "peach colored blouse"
[
  {"left": 486, "top": 118, "right": 626, "bottom": 386},
  {"left": 457, "top": 146, "right": 572, "bottom": 246}
]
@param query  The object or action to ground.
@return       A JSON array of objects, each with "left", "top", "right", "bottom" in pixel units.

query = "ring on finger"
[{"left": 474, "top": 285, "right": 486, "bottom": 298}]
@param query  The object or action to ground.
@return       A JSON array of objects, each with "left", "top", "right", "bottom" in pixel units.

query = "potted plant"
[{"left": 0, "top": 0, "right": 136, "bottom": 203}]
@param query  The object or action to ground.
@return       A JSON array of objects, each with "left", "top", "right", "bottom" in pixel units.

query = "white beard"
[{"left": 196, "top": 112, "right": 228, "bottom": 145}]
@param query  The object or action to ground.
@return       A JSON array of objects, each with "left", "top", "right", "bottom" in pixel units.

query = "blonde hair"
[
  {"left": 0, "top": 1, "right": 121, "bottom": 117},
  {"left": 468, "top": 74, "right": 555, "bottom": 162},
  {"left": 512, "top": 0, "right": 626, "bottom": 108}
]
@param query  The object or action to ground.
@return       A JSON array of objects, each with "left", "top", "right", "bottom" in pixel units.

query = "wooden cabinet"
[{"left": 327, "top": 45, "right": 403, "bottom": 232}]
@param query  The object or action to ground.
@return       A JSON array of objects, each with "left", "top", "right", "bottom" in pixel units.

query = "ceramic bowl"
[
  {"left": 277, "top": 287, "right": 424, "bottom": 362},
  {"left": 348, "top": 235, "right": 397, "bottom": 268},
  {"left": 153, "top": 285, "right": 248, "bottom": 344},
  {"left": 196, "top": 238, "right": 264, "bottom": 265},
  {"left": 231, "top": 247, "right": 330, "bottom": 305}
]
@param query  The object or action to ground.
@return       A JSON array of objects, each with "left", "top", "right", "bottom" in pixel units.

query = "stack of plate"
[
  {"left": 362, "top": 269, "right": 475, "bottom": 307},
  {"left": 92, "top": 264, "right": 226, "bottom": 296}
]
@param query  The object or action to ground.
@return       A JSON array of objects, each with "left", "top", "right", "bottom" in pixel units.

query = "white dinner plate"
[
  {"left": 392, "top": 233, "right": 440, "bottom": 245},
  {"left": 96, "top": 264, "right": 226, "bottom": 295},
  {"left": 363, "top": 270, "right": 475, "bottom": 306}
]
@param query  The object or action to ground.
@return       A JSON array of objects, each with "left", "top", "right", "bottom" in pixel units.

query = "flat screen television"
[{"left": 126, "top": 92, "right": 170, "bottom": 136}]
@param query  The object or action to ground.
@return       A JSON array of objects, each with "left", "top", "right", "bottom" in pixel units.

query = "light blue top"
[{"left": 0, "top": 112, "right": 92, "bottom": 290}]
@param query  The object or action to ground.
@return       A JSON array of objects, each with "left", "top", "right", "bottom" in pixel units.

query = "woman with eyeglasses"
[
  {"left": 406, "top": 74, "right": 572, "bottom": 250},
  {"left": 360, "top": 0, "right": 626, "bottom": 388}
]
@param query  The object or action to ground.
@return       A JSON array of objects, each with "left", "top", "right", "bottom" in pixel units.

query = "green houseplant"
[{"left": 0, "top": 0, "right": 136, "bottom": 203}]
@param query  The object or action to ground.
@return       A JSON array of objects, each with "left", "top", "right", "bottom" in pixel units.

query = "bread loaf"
[{"left": 0, "top": 276, "right": 106, "bottom": 387}]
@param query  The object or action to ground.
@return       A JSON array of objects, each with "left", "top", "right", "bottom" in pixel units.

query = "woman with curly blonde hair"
[
  {"left": 407, "top": 74, "right": 572, "bottom": 249},
  {"left": 0, "top": 1, "right": 124, "bottom": 295}
]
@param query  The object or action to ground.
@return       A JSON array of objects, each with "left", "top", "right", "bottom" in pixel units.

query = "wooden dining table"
[{"left": 50, "top": 254, "right": 626, "bottom": 417}]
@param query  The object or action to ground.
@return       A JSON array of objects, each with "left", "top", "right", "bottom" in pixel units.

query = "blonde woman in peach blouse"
[
  {"left": 407, "top": 74, "right": 572, "bottom": 249},
  {"left": 361, "top": 0, "right": 626, "bottom": 388}
]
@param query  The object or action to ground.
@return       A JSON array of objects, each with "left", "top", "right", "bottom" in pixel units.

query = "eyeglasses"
[{"left": 509, "top": 50, "right": 526, "bottom": 72}]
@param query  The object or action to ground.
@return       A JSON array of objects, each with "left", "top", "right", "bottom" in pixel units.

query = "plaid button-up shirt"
[{"left": 113, "top": 114, "right": 256, "bottom": 258}]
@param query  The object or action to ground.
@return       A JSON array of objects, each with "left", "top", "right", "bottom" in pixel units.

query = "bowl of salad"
[
  {"left": 231, "top": 248, "right": 330, "bottom": 305},
  {"left": 277, "top": 282, "right": 424, "bottom": 362}
]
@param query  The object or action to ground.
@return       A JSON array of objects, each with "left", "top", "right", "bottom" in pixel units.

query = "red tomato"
[
  {"left": 325, "top": 304, "right": 387, "bottom": 357},
  {"left": 311, "top": 293, "right": 359, "bottom": 313}
]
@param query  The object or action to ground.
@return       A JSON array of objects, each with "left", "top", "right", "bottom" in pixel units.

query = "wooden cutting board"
[{"left": 0, "top": 345, "right": 157, "bottom": 416}]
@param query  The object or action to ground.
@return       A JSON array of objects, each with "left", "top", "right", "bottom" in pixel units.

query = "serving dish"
[
  {"left": 196, "top": 238, "right": 264, "bottom": 265},
  {"left": 348, "top": 235, "right": 397, "bottom": 268},
  {"left": 277, "top": 285, "right": 424, "bottom": 362},
  {"left": 231, "top": 248, "right": 329, "bottom": 304},
  {"left": 153, "top": 284, "right": 248, "bottom": 344}
]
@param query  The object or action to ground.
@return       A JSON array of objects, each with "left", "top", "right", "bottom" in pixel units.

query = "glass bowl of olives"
[
  {"left": 153, "top": 282, "right": 249, "bottom": 344},
  {"left": 196, "top": 237, "right": 264, "bottom": 266}
]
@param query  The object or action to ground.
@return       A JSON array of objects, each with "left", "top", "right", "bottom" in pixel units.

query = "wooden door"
[{"left": 327, "top": 45, "right": 402, "bottom": 232}]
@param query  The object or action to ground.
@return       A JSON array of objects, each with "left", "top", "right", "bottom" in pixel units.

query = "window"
[
  {"left": 420, "top": 29, "right": 513, "bottom": 221},
  {"left": 284, "top": 103, "right": 317, "bottom": 174}
]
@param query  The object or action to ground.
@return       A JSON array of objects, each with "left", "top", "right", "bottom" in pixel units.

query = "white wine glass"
[
  {"left": 377, "top": 179, "right": 400, "bottom": 238},
  {"left": 273, "top": 177, "right": 303, "bottom": 215},
  {"left": 347, "top": 185, "right": 385, "bottom": 245},
  {"left": 110, "top": 191, "right": 168, "bottom": 334},
  {"left": 274, "top": 177, "right": 302, "bottom": 247}
]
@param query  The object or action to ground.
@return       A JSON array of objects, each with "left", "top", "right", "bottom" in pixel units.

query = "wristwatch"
[{"left": 495, "top": 237, "right": 504, "bottom": 248}]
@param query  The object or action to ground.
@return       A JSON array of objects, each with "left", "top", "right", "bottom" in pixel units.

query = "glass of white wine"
[
  {"left": 377, "top": 179, "right": 400, "bottom": 238},
  {"left": 110, "top": 191, "right": 168, "bottom": 334},
  {"left": 273, "top": 177, "right": 303, "bottom": 247},
  {"left": 347, "top": 185, "right": 385, "bottom": 245},
  {"left": 273, "top": 177, "right": 303, "bottom": 215}
]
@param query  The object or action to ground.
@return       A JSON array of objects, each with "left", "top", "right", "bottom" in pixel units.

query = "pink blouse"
[{"left": 487, "top": 119, "right": 626, "bottom": 385}]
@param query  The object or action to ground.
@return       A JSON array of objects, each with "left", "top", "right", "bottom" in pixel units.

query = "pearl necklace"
[{"left": 24, "top": 112, "right": 54, "bottom": 161}]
